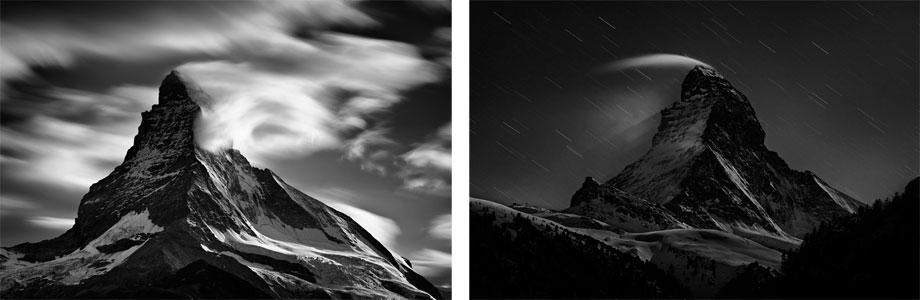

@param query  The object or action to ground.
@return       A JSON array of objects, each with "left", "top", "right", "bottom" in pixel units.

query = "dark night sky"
[
  {"left": 0, "top": 0, "right": 450, "bottom": 287},
  {"left": 471, "top": 2, "right": 918, "bottom": 209}
]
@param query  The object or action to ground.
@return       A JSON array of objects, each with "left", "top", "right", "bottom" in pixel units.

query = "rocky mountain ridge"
[
  {"left": 471, "top": 65, "right": 870, "bottom": 297},
  {"left": 0, "top": 71, "right": 440, "bottom": 299},
  {"left": 572, "top": 65, "right": 863, "bottom": 239}
]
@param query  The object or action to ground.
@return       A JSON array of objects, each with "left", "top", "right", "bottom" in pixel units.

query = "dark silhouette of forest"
[
  {"left": 718, "top": 177, "right": 919, "bottom": 298},
  {"left": 470, "top": 207, "right": 690, "bottom": 299}
]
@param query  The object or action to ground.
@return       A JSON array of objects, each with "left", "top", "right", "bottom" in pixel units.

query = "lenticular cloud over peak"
[{"left": 602, "top": 53, "right": 712, "bottom": 72}]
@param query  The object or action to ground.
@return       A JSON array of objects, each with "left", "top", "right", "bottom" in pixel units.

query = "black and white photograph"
[
  {"left": 0, "top": 1, "right": 451, "bottom": 298},
  {"left": 470, "top": 1, "right": 918, "bottom": 298},
  {"left": 1, "top": 0, "right": 919, "bottom": 299}
]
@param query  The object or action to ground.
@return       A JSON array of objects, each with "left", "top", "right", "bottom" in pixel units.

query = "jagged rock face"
[
  {"left": 566, "top": 180, "right": 685, "bottom": 233},
  {"left": 569, "top": 176, "right": 600, "bottom": 207},
  {"left": 572, "top": 65, "right": 862, "bottom": 238},
  {"left": 1, "top": 71, "right": 441, "bottom": 299}
]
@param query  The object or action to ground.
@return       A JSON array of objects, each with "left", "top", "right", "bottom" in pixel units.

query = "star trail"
[{"left": 471, "top": 2, "right": 918, "bottom": 209}]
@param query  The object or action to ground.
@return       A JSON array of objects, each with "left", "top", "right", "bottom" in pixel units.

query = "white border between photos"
[{"left": 451, "top": 0, "right": 470, "bottom": 298}]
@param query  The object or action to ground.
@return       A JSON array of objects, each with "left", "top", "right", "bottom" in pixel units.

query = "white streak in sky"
[
  {"left": 811, "top": 41, "right": 830, "bottom": 55},
  {"left": 325, "top": 201, "right": 401, "bottom": 249},
  {"left": 600, "top": 53, "right": 711, "bottom": 73},
  {"left": 492, "top": 12, "right": 512, "bottom": 25},
  {"left": 428, "top": 214, "right": 451, "bottom": 240},
  {"left": 408, "top": 248, "right": 452, "bottom": 277},
  {"left": 758, "top": 40, "right": 777, "bottom": 54},
  {"left": 598, "top": 17, "right": 616, "bottom": 30},
  {"left": 28, "top": 216, "right": 75, "bottom": 230}
]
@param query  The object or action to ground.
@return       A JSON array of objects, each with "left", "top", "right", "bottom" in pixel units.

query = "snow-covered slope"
[
  {"left": 565, "top": 176, "right": 689, "bottom": 232},
  {"left": 509, "top": 201, "right": 615, "bottom": 231},
  {"left": 470, "top": 198, "right": 690, "bottom": 298},
  {"left": 1, "top": 71, "right": 440, "bottom": 299},
  {"left": 579, "top": 65, "right": 863, "bottom": 238},
  {"left": 472, "top": 198, "right": 567, "bottom": 233},
  {"left": 483, "top": 197, "right": 786, "bottom": 297},
  {"left": 571, "top": 227, "right": 784, "bottom": 297}
]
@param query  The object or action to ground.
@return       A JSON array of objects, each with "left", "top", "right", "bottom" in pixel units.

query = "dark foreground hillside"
[
  {"left": 719, "top": 177, "right": 919, "bottom": 298},
  {"left": 471, "top": 204, "right": 689, "bottom": 299}
]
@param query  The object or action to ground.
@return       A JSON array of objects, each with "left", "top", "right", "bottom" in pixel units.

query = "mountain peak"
[
  {"left": 570, "top": 176, "right": 601, "bottom": 207},
  {"left": 157, "top": 70, "right": 196, "bottom": 106},
  {"left": 601, "top": 65, "right": 861, "bottom": 238},
  {"left": 121, "top": 71, "right": 201, "bottom": 162},
  {"left": 663, "top": 64, "right": 764, "bottom": 149},
  {"left": 4, "top": 70, "right": 442, "bottom": 299},
  {"left": 687, "top": 65, "right": 722, "bottom": 78},
  {"left": 582, "top": 176, "right": 600, "bottom": 187},
  {"left": 681, "top": 65, "right": 733, "bottom": 98}
]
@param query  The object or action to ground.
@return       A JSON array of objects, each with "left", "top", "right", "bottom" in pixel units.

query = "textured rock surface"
[
  {"left": 0, "top": 71, "right": 441, "bottom": 299},
  {"left": 566, "top": 182, "right": 686, "bottom": 233}
]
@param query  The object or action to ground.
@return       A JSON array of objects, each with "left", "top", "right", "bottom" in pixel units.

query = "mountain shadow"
[{"left": 717, "top": 177, "right": 919, "bottom": 299}]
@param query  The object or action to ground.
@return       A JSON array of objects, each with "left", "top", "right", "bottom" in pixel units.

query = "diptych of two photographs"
[{"left": 0, "top": 1, "right": 917, "bottom": 299}]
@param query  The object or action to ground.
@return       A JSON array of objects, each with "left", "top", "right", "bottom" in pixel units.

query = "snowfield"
[
  {"left": 474, "top": 197, "right": 791, "bottom": 297},
  {"left": 1, "top": 210, "right": 162, "bottom": 288}
]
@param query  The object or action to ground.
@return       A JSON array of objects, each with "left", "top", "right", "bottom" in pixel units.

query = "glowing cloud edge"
[{"left": 600, "top": 53, "right": 712, "bottom": 73}]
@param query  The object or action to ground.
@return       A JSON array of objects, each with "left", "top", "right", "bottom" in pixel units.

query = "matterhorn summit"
[
  {"left": 471, "top": 65, "right": 870, "bottom": 298},
  {"left": 570, "top": 65, "right": 863, "bottom": 239},
  {"left": 0, "top": 71, "right": 441, "bottom": 299}
]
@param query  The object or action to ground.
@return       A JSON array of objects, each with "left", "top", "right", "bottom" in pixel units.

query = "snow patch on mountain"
[
  {"left": 730, "top": 222, "right": 801, "bottom": 252},
  {"left": 813, "top": 176, "right": 855, "bottom": 214},
  {"left": 471, "top": 198, "right": 568, "bottom": 232},
  {"left": 203, "top": 213, "right": 421, "bottom": 297},
  {"left": 567, "top": 222, "right": 783, "bottom": 271},
  {"left": 569, "top": 228, "right": 656, "bottom": 260},
  {"left": 0, "top": 210, "right": 161, "bottom": 288},
  {"left": 711, "top": 148, "right": 786, "bottom": 235},
  {"left": 625, "top": 229, "right": 781, "bottom": 269},
  {"left": 86, "top": 210, "right": 163, "bottom": 249},
  {"left": 249, "top": 213, "right": 340, "bottom": 249}
]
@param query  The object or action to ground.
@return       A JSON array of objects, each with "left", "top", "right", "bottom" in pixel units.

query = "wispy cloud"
[
  {"left": 182, "top": 32, "right": 443, "bottom": 164},
  {"left": 325, "top": 201, "right": 402, "bottom": 250},
  {"left": 1, "top": 196, "right": 37, "bottom": 213},
  {"left": 1, "top": 85, "right": 157, "bottom": 190},
  {"left": 2, "top": 0, "right": 446, "bottom": 167},
  {"left": 343, "top": 127, "right": 397, "bottom": 175},
  {"left": 408, "top": 248, "right": 451, "bottom": 278},
  {"left": 396, "top": 122, "right": 452, "bottom": 196},
  {"left": 428, "top": 214, "right": 451, "bottom": 240},
  {"left": 340, "top": 121, "right": 453, "bottom": 197},
  {"left": 309, "top": 186, "right": 403, "bottom": 250},
  {"left": 402, "top": 142, "right": 452, "bottom": 171},
  {"left": 28, "top": 216, "right": 75, "bottom": 230},
  {"left": 0, "top": 1, "right": 376, "bottom": 85}
]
